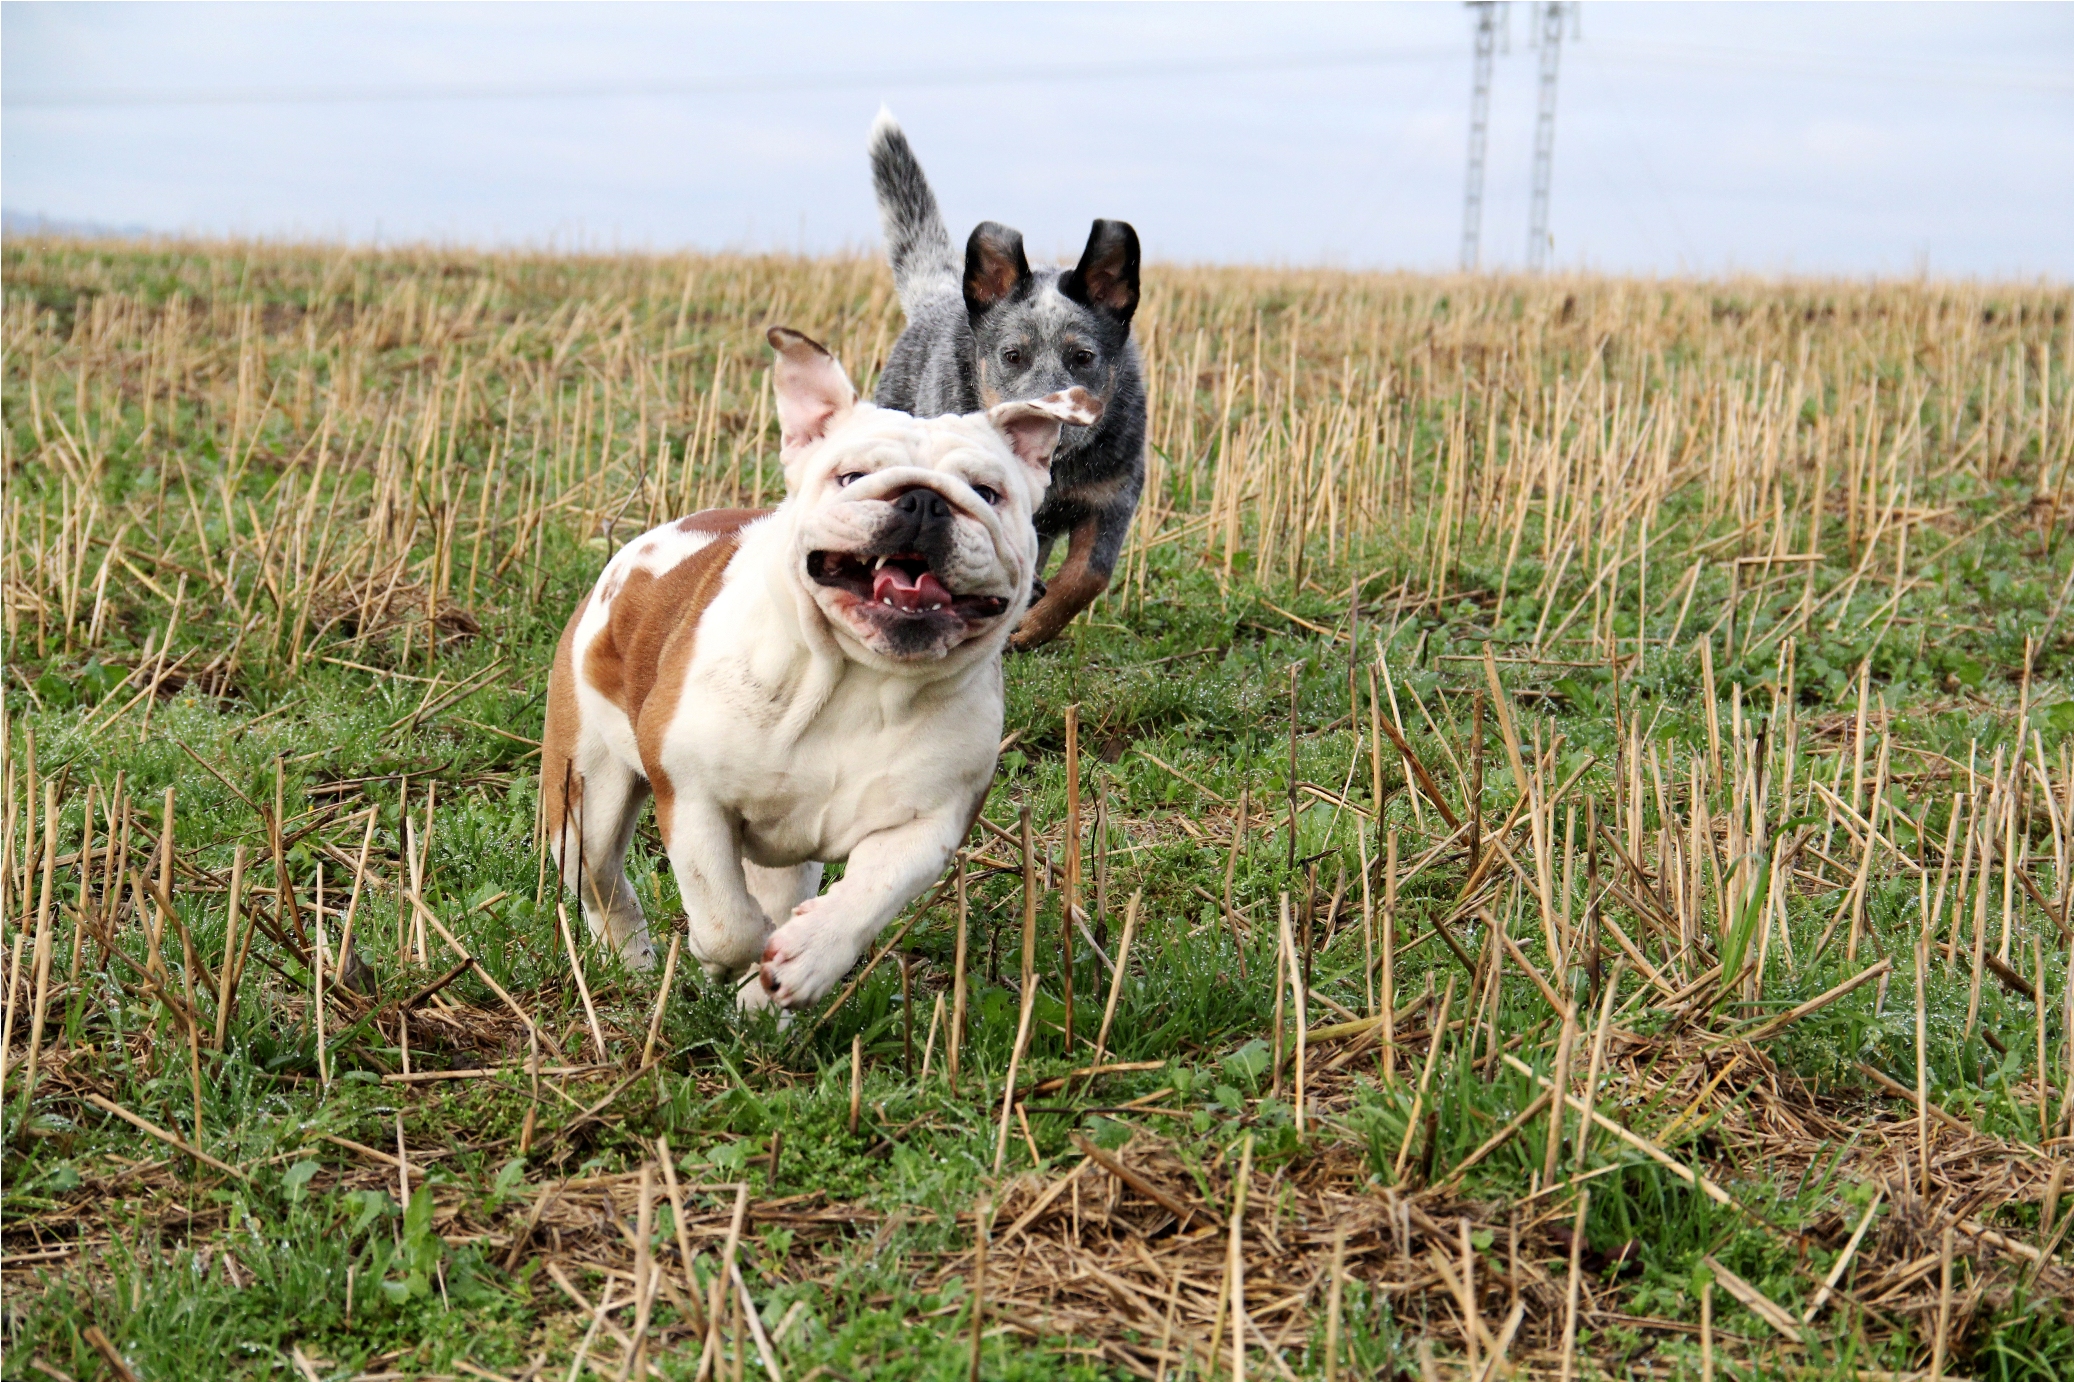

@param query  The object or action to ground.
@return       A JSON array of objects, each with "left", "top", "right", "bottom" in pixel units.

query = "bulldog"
[{"left": 542, "top": 326, "right": 1098, "bottom": 1010}]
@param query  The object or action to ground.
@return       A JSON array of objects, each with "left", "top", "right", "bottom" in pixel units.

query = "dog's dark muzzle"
[
  {"left": 885, "top": 486, "right": 957, "bottom": 555},
  {"left": 806, "top": 486, "right": 1012, "bottom": 625}
]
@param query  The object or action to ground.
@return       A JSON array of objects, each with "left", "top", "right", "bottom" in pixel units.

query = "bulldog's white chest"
[{"left": 662, "top": 623, "right": 1000, "bottom": 868}]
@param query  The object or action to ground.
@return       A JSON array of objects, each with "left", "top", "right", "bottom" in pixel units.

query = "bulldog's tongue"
[{"left": 872, "top": 564, "right": 954, "bottom": 612}]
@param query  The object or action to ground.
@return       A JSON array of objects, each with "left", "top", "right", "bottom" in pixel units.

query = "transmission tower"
[
  {"left": 1458, "top": 2, "right": 1500, "bottom": 272},
  {"left": 1526, "top": 1, "right": 1570, "bottom": 272}
]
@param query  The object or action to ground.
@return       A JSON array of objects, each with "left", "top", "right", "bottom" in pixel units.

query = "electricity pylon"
[
  {"left": 1526, "top": 1, "right": 1571, "bottom": 272},
  {"left": 1459, "top": 2, "right": 1500, "bottom": 272}
]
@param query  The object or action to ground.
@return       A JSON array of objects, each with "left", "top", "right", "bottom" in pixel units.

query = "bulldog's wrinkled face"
[{"left": 768, "top": 327, "right": 1099, "bottom": 664}]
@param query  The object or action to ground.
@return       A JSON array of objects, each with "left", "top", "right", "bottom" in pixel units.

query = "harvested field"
[{"left": 2, "top": 237, "right": 2071, "bottom": 1380}]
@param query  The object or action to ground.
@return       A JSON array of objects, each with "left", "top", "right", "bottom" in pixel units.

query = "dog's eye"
[
  {"left": 835, "top": 471, "right": 864, "bottom": 488},
  {"left": 1072, "top": 349, "right": 1095, "bottom": 369},
  {"left": 972, "top": 485, "right": 1000, "bottom": 506},
  {"left": 1002, "top": 347, "right": 1022, "bottom": 367}
]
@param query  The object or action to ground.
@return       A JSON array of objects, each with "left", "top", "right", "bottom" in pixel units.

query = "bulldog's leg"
[
  {"left": 744, "top": 860, "right": 823, "bottom": 930},
  {"left": 758, "top": 817, "right": 958, "bottom": 1009},
  {"left": 734, "top": 861, "right": 824, "bottom": 1013},
  {"left": 552, "top": 755, "right": 656, "bottom": 970},
  {"left": 543, "top": 601, "right": 656, "bottom": 968},
  {"left": 662, "top": 797, "right": 776, "bottom": 986}
]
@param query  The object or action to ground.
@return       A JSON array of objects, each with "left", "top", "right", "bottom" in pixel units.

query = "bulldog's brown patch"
[
  {"left": 679, "top": 507, "right": 765, "bottom": 535},
  {"left": 615, "top": 511, "right": 768, "bottom": 841},
  {"left": 584, "top": 526, "right": 753, "bottom": 730},
  {"left": 626, "top": 527, "right": 750, "bottom": 842},
  {"left": 543, "top": 510, "right": 769, "bottom": 854}
]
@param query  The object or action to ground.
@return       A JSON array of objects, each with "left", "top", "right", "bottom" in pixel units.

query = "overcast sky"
[{"left": 4, "top": 2, "right": 2070, "bottom": 277}]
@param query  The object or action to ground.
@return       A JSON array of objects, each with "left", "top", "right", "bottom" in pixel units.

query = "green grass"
[
  {"left": 3, "top": 240, "right": 2071, "bottom": 1380},
  {"left": 8, "top": 557, "right": 2071, "bottom": 1379}
]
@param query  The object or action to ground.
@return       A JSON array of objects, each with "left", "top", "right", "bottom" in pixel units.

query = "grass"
[{"left": 2, "top": 235, "right": 2072, "bottom": 1381}]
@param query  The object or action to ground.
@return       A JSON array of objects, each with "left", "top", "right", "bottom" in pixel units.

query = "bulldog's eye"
[
  {"left": 1071, "top": 348, "right": 1095, "bottom": 369},
  {"left": 971, "top": 485, "right": 1000, "bottom": 506},
  {"left": 1002, "top": 347, "right": 1022, "bottom": 367},
  {"left": 835, "top": 471, "right": 864, "bottom": 488}
]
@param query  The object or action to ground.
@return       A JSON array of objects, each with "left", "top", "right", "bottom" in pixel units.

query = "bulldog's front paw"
[
  {"left": 735, "top": 967, "right": 778, "bottom": 1013},
  {"left": 757, "top": 916, "right": 859, "bottom": 1010}
]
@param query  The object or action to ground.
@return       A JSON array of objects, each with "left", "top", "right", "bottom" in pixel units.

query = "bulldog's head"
[{"left": 768, "top": 326, "right": 1100, "bottom": 664}]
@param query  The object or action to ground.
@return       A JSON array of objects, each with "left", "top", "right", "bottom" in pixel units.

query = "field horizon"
[
  {"left": 15, "top": 224, "right": 2074, "bottom": 287},
  {"left": 2, "top": 234, "right": 2071, "bottom": 1381}
]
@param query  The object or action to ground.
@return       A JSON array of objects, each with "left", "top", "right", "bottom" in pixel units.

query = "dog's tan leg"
[
  {"left": 1009, "top": 516, "right": 1112, "bottom": 650},
  {"left": 543, "top": 605, "right": 657, "bottom": 970},
  {"left": 541, "top": 602, "right": 586, "bottom": 871},
  {"left": 555, "top": 754, "right": 655, "bottom": 970}
]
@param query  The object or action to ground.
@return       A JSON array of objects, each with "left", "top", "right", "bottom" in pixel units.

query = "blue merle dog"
[{"left": 868, "top": 111, "right": 1147, "bottom": 650}]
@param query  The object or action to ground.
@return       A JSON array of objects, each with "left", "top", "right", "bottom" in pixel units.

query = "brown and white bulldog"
[{"left": 542, "top": 327, "right": 1098, "bottom": 1010}]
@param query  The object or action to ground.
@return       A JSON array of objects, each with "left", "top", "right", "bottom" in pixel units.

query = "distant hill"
[{"left": 2, "top": 209, "right": 157, "bottom": 240}]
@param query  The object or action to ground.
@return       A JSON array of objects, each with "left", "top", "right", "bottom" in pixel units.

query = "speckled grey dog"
[{"left": 867, "top": 111, "right": 1147, "bottom": 650}]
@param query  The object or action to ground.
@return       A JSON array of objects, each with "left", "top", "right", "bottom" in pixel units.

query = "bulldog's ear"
[
  {"left": 963, "top": 221, "right": 1031, "bottom": 320},
  {"left": 987, "top": 387, "right": 1102, "bottom": 475},
  {"left": 767, "top": 326, "right": 856, "bottom": 457},
  {"left": 1059, "top": 219, "right": 1140, "bottom": 324}
]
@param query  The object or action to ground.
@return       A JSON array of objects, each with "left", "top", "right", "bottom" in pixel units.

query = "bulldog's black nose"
[{"left": 893, "top": 488, "right": 952, "bottom": 524}]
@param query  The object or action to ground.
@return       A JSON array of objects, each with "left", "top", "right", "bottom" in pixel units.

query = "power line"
[
  {"left": 1582, "top": 40, "right": 2074, "bottom": 94},
  {"left": 10, "top": 33, "right": 2060, "bottom": 111},
  {"left": 1, "top": 46, "right": 1459, "bottom": 110}
]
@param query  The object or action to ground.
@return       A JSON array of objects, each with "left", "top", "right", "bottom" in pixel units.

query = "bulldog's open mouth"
[{"left": 807, "top": 551, "right": 1011, "bottom": 620}]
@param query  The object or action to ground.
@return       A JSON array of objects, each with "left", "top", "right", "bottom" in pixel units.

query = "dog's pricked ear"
[
  {"left": 987, "top": 387, "right": 1103, "bottom": 476},
  {"left": 963, "top": 222, "right": 1032, "bottom": 319},
  {"left": 768, "top": 326, "right": 857, "bottom": 460},
  {"left": 1060, "top": 219, "right": 1140, "bottom": 324}
]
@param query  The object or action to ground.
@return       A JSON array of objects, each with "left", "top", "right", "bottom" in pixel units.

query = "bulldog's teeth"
[
  {"left": 882, "top": 596, "right": 894, "bottom": 606},
  {"left": 874, "top": 555, "right": 888, "bottom": 570},
  {"left": 929, "top": 603, "right": 943, "bottom": 611}
]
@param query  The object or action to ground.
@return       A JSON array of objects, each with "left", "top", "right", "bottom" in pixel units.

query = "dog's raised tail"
[{"left": 869, "top": 109, "right": 957, "bottom": 315}]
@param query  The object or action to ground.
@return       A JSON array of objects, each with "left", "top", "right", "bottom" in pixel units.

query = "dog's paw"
[
  {"left": 618, "top": 934, "right": 658, "bottom": 972},
  {"left": 735, "top": 968, "right": 777, "bottom": 1012},
  {"left": 734, "top": 969, "right": 796, "bottom": 1029},
  {"left": 757, "top": 917, "right": 860, "bottom": 1011}
]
